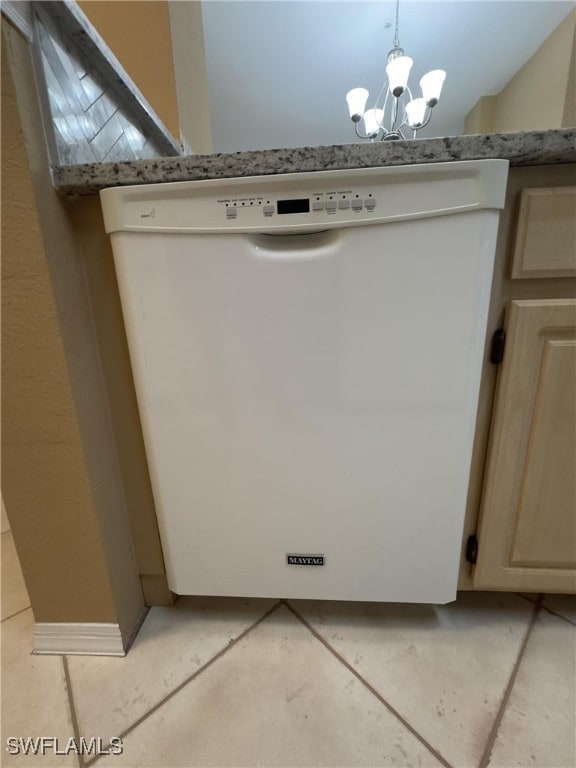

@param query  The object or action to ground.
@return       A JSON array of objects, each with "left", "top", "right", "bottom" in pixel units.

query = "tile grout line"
[
  {"left": 518, "top": 593, "right": 575, "bottom": 626},
  {"left": 539, "top": 604, "right": 576, "bottom": 627},
  {"left": 1, "top": 604, "right": 32, "bottom": 623},
  {"left": 517, "top": 593, "right": 541, "bottom": 606},
  {"left": 283, "top": 601, "right": 455, "bottom": 768},
  {"left": 477, "top": 595, "right": 542, "bottom": 768},
  {"left": 62, "top": 656, "right": 84, "bottom": 768},
  {"left": 85, "top": 599, "right": 284, "bottom": 768}
]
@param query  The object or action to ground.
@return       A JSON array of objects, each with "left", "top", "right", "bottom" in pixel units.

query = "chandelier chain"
[{"left": 392, "top": 0, "right": 400, "bottom": 49}]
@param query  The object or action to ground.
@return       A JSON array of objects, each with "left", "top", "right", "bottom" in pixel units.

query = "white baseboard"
[{"left": 33, "top": 622, "right": 125, "bottom": 656}]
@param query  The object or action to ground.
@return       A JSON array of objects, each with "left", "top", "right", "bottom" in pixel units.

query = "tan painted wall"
[
  {"left": 1, "top": 19, "right": 170, "bottom": 637},
  {"left": 78, "top": 0, "right": 180, "bottom": 141},
  {"left": 1, "top": 496, "right": 9, "bottom": 533},
  {"left": 562, "top": 19, "right": 576, "bottom": 128},
  {"left": 68, "top": 197, "right": 172, "bottom": 605},
  {"left": 464, "top": 96, "right": 496, "bottom": 135},
  {"left": 2, "top": 25, "right": 118, "bottom": 625},
  {"left": 465, "top": 9, "right": 576, "bottom": 133}
]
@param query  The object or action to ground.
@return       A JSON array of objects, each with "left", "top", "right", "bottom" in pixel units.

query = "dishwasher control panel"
[
  {"left": 100, "top": 161, "right": 509, "bottom": 235},
  {"left": 221, "top": 189, "right": 377, "bottom": 221}
]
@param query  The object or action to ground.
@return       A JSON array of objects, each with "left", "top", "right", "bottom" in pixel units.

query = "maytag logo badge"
[{"left": 286, "top": 554, "right": 325, "bottom": 566}]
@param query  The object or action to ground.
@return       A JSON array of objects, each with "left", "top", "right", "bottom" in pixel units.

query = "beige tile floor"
[{"left": 1, "top": 521, "right": 575, "bottom": 768}]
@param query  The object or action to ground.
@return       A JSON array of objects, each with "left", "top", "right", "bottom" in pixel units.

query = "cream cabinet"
[
  {"left": 459, "top": 166, "right": 576, "bottom": 593},
  {"left": 511, "top": 187, "right": 576, "bottom": 279},
  {"left": 473, "top": 299, "right": 576, "bottom": 592}
]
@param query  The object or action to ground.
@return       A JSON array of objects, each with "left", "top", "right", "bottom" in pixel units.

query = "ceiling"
[{"left": 200, "top": 0, "right": 574, "bottom": 152}]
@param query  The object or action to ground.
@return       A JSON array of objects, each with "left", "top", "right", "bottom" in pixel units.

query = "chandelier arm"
[
  {"left": 396, "top": 110, "right": 410, "bottom": 130},
  {"left": 373, "top": 82, "right": 389, "bottom": 115},
  {"left": 414, "top": 109, "right": 434, "bottom": 131},
  {"left": 395, "top": 85, "right": 416, "bottom": 130},
  {"left": 374, "top": 94, "right": 389, "bottom": 132},
  {"left": 397, "top": 115, "right": 430, "bottom": 133},
  {"left": 379, "top": 88, "right": 391, "bottom": 131},
  {"left": 354, "top": 121, "right": 373, "bottom": 141},
  {"left": 383, "top": 87, "right": 390, "bottom": 113},
  {"left": 422, "top": 109, "right": 434, "bottom": 129},
  {"left": 390, "top": 97, "right": 400, "bottom": 130},
  {"left": 396, "top": 85, "right": 413, "bottom": 129}
]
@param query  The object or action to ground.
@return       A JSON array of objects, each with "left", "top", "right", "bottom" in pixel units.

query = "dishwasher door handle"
[{"left": 247, "top": 229, "right": 342, "bottom": 260}]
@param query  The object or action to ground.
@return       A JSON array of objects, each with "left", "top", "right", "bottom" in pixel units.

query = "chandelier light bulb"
[
  {"left": 346, "top": 88, "right": 369, "bottom": 122},
  {"left": 420, "top": 70, "right": 446, "bottom": 107},
  {"left": 385, "top": 56, "right": 413, "bottom": 97},
  {"left": 405, "top": 98, "right": 427, "bottom": 128},
  {"left": 363, "top": 108, "right": 384, "bottom": 136}
]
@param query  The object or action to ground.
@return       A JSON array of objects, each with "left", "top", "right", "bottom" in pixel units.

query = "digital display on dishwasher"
[{"left": 277, "top": 198, "right": 310, "bottom": 214}]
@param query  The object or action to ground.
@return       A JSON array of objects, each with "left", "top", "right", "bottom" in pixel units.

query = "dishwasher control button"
[
  {"left": 263, "top": 205, "right": 274, "bottom": 216},
  {"left": 365, "top": 199, "right": 376, "bottom": 211},
  {"left": 325, "top": 201, "right": 337, "bottom": 212},
  {"left": 312, "top": 201, "right": 324, "bottom": 211},
  {"left": 338, "top": 200, "right": 350, "bottom": 209},
  {"left": 351, "top": 199, "right": 363, "bottom": 211},
  {"left": 226, "top": 207, "right": 237, "bottom": 218}
]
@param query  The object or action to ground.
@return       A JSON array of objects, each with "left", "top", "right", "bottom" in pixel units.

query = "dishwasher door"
[{"left": 110, "top": 209, "right": 499, "bottom": 603}]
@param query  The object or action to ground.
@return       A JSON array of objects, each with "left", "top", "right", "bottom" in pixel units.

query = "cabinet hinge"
[
  {"left": 465, "top": 534, "right": 478, "bottom": 564},
  {"left": 490, "top": 328, "right": 506, "bottom": 364}
]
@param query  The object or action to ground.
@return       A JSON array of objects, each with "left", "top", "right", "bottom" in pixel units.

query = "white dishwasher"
[{"left": 100, "top": 160, "right": 508, "bottom": 604}]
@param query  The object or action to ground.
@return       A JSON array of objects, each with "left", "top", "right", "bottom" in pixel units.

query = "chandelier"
[{"left": 345, "top": 0, "right": 446, "bottom": 141}]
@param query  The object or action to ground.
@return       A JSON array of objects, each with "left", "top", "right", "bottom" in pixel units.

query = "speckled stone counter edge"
[{"left": 53, "top": 129, "right": 576, "bottom": 196}]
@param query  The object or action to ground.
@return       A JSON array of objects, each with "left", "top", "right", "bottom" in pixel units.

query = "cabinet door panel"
[
  {"left": 474, "top": 299, "right": 576, "bottom": 592},
  {"left": 510, "top": 336, "right": 576, "bottom": 568},
  {"left": 511, "top": 188, "right": 576, "bottom": 279}
]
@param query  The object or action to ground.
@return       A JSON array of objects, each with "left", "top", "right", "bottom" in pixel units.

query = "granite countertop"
[{"left": 54, "top": 128, "right": 576, "bottom": 196}]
